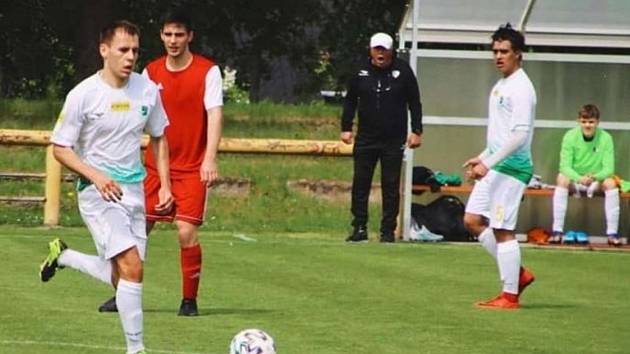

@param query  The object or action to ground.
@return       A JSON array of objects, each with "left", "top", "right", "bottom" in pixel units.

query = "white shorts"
[
  {"left": 78, "top": 183, "right": 147, "bottom": 261},
  {"left": 465, "top": 170, "right": 526, "bottom": 231}
]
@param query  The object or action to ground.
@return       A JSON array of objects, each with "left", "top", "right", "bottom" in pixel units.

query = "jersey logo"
[
  {"left": 141, "top": 105, "right": 148, "bottom": 117},
  {"left": 358, "top": 70, "right": 369, "bottom": 76},
  {"left": 111, "top": 101, "right": 130, "bottom": 112}
]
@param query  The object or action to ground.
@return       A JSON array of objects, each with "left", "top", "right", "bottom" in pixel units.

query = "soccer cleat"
[
  {"left": 475, "top": 292, "right": 519, "bottom": 310},
  {"left": 549, "top": 231, "right": 563, "bottom": 244},
  {"left": 379, "top": 233, "right": 395, "bottom": 243},
  {"left": 518, "top": 267, "right": 535, "bottom": 298},
  {"left": 575, "top": 231, "right": 589, "bottom": 244},
  {"left": 346, "top": 226, "right": 368, "bottom": 243},
  {"left": 39, "top": 238, "right": 67, "bottom": 282},
  {"left": 98, "top": 296, "right": 118, "bottom": 313},
  {"left": 416, "top": 225, "right": 444, "bottom": 242},
  {"left": 608, "top": 234, "right": 622, "bottom": 247},
  {"left": 562, "top": 231, "right": 576, "bottom": 244},
  {"left": 178, "top": 298, "right": 199, "bottom": 316}
]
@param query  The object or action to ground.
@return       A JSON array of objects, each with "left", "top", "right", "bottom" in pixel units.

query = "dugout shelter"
[{"left": 398, "top": 0, "right": 630, "bottom": 240}]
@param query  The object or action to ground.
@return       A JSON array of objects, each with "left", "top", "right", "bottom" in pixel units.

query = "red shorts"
[{"left": 144, "top": 171, "right": 208, "bottom": 225}]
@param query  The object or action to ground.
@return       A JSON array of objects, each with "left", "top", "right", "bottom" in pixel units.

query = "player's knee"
[
  {"left": 463, "top": 213, "right": 483, "bottom": 234},
  {"left": 177, "top": 222, "right": 198, "bottom": 247},
  {"left": 556, "top": 174, "right": 570, "bottom": 187},
  {"left": 115, "top": 247, "right": 144, "bottom": 282},
  {"left": 602, "top": 178, "right": 617, "bottom": 190}
]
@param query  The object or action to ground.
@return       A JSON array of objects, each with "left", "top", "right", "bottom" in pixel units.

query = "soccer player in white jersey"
[
  {"left": 39, "top": 20, "right": 173, "bottom": 354},
  {"left": 462, "top": 23, "right": 536, "bottom": 310}
]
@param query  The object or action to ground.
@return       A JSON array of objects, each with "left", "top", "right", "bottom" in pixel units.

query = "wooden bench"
[{"left": 412, "top": 184, "right": 630, "bottom": 198}]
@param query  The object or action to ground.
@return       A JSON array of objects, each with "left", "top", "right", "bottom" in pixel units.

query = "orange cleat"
[
  {"left": 475, "top": 292, "right": 519, "bottom": 310},
  {"left": 518, "top": 267, "right": 535, "bottom": 298}
]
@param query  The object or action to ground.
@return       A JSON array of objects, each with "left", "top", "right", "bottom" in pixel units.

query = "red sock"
[{"left": 180, "top": 244, "right": 202, "bottom": 300}]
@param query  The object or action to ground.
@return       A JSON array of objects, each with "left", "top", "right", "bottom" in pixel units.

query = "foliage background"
[{"left": 0, "top": 0, "right": 407, "bottom": 101}]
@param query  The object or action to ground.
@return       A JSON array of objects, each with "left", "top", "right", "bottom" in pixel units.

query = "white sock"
[
  {"left": 497, "top": 240, "right": 520, "bottom": 295},
  {"left": 478, "top": 227, "right": 497, "bottom": 259},
  {"left": 552, "top": 187, "right": 568, "bottom": 233},
  {"left": 605, "top": 188, "right": 620, "bottom": 235},
  {"left": 587, "top": 181, "right": 599, "bottom": 198},
  {"left": 116, "top": 279, "right": 144, "bottom": 354},
  {"left": 58, "top": 249, "right": 112, "bottom": 286}
]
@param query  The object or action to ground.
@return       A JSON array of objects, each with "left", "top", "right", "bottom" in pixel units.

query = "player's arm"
[
  {"left": 559, "top": 131, "right": 581, "bottom": 182},
  {"left": 593, "top": 133, "right": 615, "bottom": 181},
  {"left": 202, "top": 106, "right": 222, "bottom": 187},
  {"left": 201, "top": 66, "right": 223, "bottom": 187},
  {"left": 405, "top": 64, "right": 423, "bottom": 148},
  {"left": 53, "top": 145, "right": 122, "bottom": 202},
  {"left": 51, "top": 92, "right": 122, "bottom": 202},
  {"left": 340, "top": 74, "right": 359, "bottom": 144},
  {"left": 150, "top": 134, "right": 174, "bottom": 214}
]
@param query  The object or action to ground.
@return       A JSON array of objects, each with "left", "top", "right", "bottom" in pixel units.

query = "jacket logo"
[
  {"left": 358, "top": 70, "right": 369, "bottom": 76},
  {"left": 392, "top": 70, "right": 400, "bottom": 78}
]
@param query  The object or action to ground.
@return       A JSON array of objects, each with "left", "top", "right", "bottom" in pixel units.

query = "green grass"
[
  {"left": 0, "top": 226, "right": 628, "bottom": 353},
  {"left": 1, "top": 99, "right": 354, "bottom": 230}
]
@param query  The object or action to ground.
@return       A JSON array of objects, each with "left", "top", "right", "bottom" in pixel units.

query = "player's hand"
[
  {"left": 93, "top": 173, "right": 123, "bottom": 202},
  {"left": 201, "top": 158, "right": 219, "bottom": 187},
  {"left": 579, "top": 175, "right": 593, "bottom": 186},
  {"left": 470, "top": 162, "right": 489, "bottom": 180},
  {"left": 406, "top": 133, "right": 422, "bottom": 148},
  {"left": 154, "top": 187, "right": 174, "bottom": 215},
  {"left": 340, "top": 131, "right": 353, "bottom": 145},
  {"left": 462, "top": 157, "right": 482, "bottom": 169}
]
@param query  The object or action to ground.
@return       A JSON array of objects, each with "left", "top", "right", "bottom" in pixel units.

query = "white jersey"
[
  {"left": 487, "top": 68, "right": 536, "bottom": 184},
  {"left": 51, "top": 72, "right": 169, "bottom": 184}
]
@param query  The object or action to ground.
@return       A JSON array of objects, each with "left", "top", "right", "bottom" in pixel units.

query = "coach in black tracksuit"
[{"left": 341, "top": 32, "right": 423, "bottom": 243}]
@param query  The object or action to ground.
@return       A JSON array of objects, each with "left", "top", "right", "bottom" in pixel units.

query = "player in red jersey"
[{"left": 99, "top": 11, "right": 223, "bottom": 316}]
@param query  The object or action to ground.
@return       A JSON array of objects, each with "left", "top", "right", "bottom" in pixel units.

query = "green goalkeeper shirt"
[{"left": 559, "top": 126, "right": 615, "bottom": 182}]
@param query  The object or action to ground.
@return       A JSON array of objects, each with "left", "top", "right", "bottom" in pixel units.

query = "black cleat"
[
  {"left": 98, "top": 296, "right": 118, "bottom": 313},
  {"left": 39, "top": 238, "right": 67, "bottom": 282},
  {"left": 178, "top": 298, "right": 199, "bottom": 316},
  {"left": 379, "top": 233, "right": 395, "bottom": 243},
  {"left": 346, "top": 226, "right": 368, "bottom": 242}
]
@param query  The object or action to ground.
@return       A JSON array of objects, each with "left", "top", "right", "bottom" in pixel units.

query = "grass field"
[{"left": 1, "top": 226, "right": 629, "bottom": 354}]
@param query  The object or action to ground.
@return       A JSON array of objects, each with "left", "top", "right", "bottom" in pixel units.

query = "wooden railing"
[{"left": 0, "top": 129, "right": 352, "bottom": 226}]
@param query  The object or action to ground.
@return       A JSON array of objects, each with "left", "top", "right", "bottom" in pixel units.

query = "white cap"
[{"left": 370, "top": 32, "right": 393, "bottom": 50}]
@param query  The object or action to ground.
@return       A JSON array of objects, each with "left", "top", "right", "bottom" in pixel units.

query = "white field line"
[
  {"left": 0, "top": 339, "right": 216, "bottom": 354},
  {"left": 232, "top": 233, "right": 257, "bottom": 242}
]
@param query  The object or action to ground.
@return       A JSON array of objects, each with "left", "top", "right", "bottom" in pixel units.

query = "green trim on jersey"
[
  {"left": 106, "top": 163, "right": 147, "bottom": 184},
  {"left": 493, "top": 160, "right": 533, "bottom": 185}
]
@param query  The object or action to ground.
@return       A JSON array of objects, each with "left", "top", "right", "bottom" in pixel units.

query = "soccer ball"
[{"left": 229, "top": 328, "right": 276, "bottom": 354}]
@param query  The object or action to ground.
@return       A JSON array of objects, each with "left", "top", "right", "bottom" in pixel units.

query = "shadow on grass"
[{"left": 144, "top": 307, "right": 275, "bottom": 317}]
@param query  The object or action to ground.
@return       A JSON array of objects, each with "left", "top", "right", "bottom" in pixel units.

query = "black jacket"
[{"left": 341, "top": 57, "right": 423, "bottom": 144}]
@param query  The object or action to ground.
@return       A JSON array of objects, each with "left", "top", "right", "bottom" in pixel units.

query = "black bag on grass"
[{"left": 411, "top": 195, "right": 473, "bottom": 242}]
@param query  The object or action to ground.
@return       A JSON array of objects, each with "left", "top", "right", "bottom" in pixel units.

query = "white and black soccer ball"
[{"left": 229, "top": 328, "right": 276, "bottom": 354}]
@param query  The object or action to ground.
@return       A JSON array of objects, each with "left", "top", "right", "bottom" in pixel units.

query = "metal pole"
[
  {"left": 400, "top": 0, "right": 419, "bottom": 241},
  {"left": 518, "top": 0, "right": 537, "bottom": 32}
]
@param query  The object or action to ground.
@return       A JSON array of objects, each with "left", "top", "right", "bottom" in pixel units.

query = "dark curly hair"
[{"left": 491, "top": 23, "right": 525, "bottom": 54}]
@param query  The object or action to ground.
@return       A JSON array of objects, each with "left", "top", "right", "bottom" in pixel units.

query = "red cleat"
[
  {"left": 518, "top": 267, "right": 535, "bottom": 298},
  {"left": 475, "top": 292, "right": 519, "bottom": 310}
]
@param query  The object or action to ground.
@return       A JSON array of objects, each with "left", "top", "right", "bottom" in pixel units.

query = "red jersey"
[{"left": 144, "top": 54, "right": 216, "bottom": 175}]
